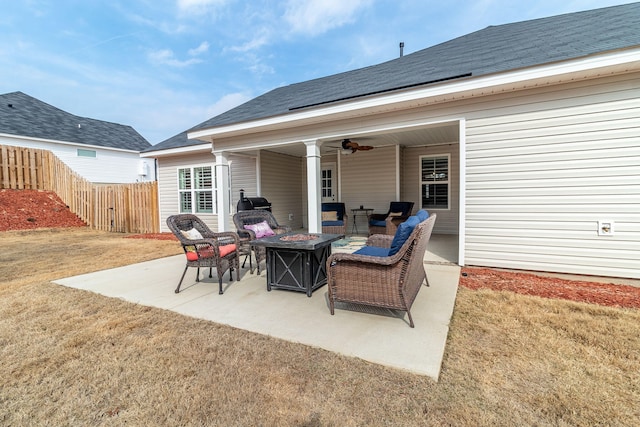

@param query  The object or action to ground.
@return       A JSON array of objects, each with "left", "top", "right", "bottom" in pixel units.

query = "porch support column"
[
  {"left": 305, "top": 140, "right": 322, "bottom": 233},
  {"left": 214, "top": 150, "right": 231, "bottom": 232}
]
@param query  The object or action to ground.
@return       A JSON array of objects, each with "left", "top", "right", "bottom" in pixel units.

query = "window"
[
  {"left": 77, "top": 148, "right": 96, "bottom": 158},
  {"left": 178, "top": 166, "right": 215, "bottom": 213},
  {"left": 322, "top": 168, "right": 333, "bottom": 199},
  {"left": 420, "top": 155, "right": 449, "bottom": 209}
]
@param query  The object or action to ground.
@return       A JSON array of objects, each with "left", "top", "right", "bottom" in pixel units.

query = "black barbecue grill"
[{"left": 237, "top": 189, "right": 272, "bottom": 212}]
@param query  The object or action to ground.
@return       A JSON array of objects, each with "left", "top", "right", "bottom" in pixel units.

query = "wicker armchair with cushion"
[
  {"left": 166, "top": 214, "right": 240, "bottom": 295},
  {"left": 327, "top": 212, "right": 435, "bottom": 327},
  {"left": 233, "top": 210, "right": 291, "bottom": 274},
  {"left": 321, "top": 202, "right": 348, "bottom": 235},
  {"left": 368, "top": 201, "right": 414, "bottom": 235}
]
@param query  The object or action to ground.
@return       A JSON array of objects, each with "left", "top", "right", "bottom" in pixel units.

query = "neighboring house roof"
[
  {"left": 148, "top": 2, "right": 640, "bottom": 152},
  {"left": 0, "top": 91, "right": 151, "bottom": 151}
]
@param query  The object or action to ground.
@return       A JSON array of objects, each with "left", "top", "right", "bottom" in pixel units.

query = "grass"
[{"left": 1, "top": 228, "right": 639, "bottom": 425}]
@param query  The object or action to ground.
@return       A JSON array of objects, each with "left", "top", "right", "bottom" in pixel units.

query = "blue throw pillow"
[
  {"left": 388, "top": 216, "right": 420, "bottom": 256},
  {"left": 416, "top": 209, "right": 429, "bottom": 222},
  {"left": 369, "top": 219, "right": 387, "bottom": 227},
  {"left": 353, "top": 246, "right": 390, "bottom": 257}
]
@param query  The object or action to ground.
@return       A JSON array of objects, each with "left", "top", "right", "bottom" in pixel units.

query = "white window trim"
[
  {"left": 177, "top": 164, "right": 216, "bottom": 214},
  {"left": 419, "top": 153, "right": 451, "bottom": 211}
]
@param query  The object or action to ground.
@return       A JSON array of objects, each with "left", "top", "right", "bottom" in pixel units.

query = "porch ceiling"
[{"left": 260, "top": 121, "right": 459, "bottom": 158}]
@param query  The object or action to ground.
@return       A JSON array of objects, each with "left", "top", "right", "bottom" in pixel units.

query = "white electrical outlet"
[
  {"left": 288, "top": 213, "right": 294, "bottom": 221},
  {"left": 598, "top": 220, "right": 614, "bottom": 236}
]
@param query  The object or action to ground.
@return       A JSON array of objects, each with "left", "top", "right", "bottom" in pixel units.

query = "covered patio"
[
  {"left": 196, "top": 119, "right": 463, "bottom": 256},
  {"left": 55, "top": 234, "right": 459, "bottom": 380}
]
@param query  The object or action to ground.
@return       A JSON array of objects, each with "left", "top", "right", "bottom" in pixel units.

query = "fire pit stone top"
[{"left": 279, "top": 234, "right": 320, "bottom": 242}]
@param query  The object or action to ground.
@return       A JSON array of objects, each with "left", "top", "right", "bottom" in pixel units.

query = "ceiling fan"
[{"left": 329, "top": 139, "right": 375, "bottom": 154}]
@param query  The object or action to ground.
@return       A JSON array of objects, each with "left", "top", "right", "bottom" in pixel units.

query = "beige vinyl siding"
[
  {"left": 464, "top": 74, "right": 640, "bottom": 279},
  {"left": 228, "top": 155, "right": 257, "bottom": 229},
  {"left": 403, "top": 145, "right": 460, "bottom": 234},
  {"left": 230, "top": 156, "right": 257, "bottom": 206},
  {"left": 157, "top": 152, "right": 217, "bottom": 232},
  {"left": 259, "top": 150, "right": 304, "bottom": 229},
  {"left": 340, "top": 145, "right": 398, "bottom": 214},
  {"left": 157, "top": 152, "right": 256, "bottom": 232}
]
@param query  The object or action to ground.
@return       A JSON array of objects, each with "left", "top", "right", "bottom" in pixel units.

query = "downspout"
[
  {"left": 458, "top": 119, "right": 466, "bottom": 266},
  {"left": 395, "top": 144, "right": 401, "bottom": 200}
]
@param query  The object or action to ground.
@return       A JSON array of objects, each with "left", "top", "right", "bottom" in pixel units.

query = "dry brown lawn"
[{"left": 1, "top": 228, "right": 639, "bottom": 426}]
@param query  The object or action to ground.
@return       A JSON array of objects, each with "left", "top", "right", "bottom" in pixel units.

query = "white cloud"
[
  {"left": 227, "top": 33, "right": 269, "bottom": 53},
  {"left": 148, "top": 49, "right": 203, "bottom": 67},
  {"left": 124, "top": 11, "right": 190, "bottom": 35},
  {"left": 283, "top": 0, "right": 372, "bottom": 36},
  {"left": 177, "top": 0, "right": 227, "bottom": 15},
  {"left": 188, "top": 41, "right": 210, "bottom": 56}
]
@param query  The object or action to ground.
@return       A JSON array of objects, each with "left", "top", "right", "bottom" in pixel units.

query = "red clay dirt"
[
  {"left": 0, "top": 189, "right": 86, "bottom": 230},
  {"left": 2, "top": 189, "right": 638, "bottom": 308}
]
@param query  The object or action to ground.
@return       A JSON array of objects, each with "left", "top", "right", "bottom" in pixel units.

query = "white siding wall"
[
  {"left": 464, "top": 73, "right": 640, "bottom": 279},
  {"left": 0, "top": 135, "right": 153, "bottom": 183},
  {"left": 259, "top": 150, "right": 304, "bottom": 229}
]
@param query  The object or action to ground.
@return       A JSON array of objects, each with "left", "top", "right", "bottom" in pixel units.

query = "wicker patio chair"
[
  {"left": 368, "top": 201, "right": 414, "bottom": 235},
  {"left": 327, "top": 213, "right": 436, "bottom": 327},
  {"left": 321, "top": 202, "right": 348, "bottom": 235},
  {"left": 166, "top": 214, "right": 240, "bottom": 295},
  {"left": 233, "top": 210, "right": 291, "bottom": 274}
]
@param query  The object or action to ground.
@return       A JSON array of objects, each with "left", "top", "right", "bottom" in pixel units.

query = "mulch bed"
[
  {"left": 0, "top": 189, "right": 86, "bottom": 230},
  {"left": 460, "top": 267, "right": 640, "bottom": 309}
]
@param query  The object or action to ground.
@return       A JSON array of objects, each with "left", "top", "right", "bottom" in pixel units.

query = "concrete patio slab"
[{"left": 54, "top": 239, "right": 460, "bottom": 380}]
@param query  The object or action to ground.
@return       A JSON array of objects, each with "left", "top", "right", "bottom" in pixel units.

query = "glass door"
[{"left": 321, "top": 165, "right": 336, "bottom": 202}]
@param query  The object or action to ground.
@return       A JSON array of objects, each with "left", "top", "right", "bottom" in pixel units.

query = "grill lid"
[{"left": 237, "top": 190, "right": 271, "bottom": 211}]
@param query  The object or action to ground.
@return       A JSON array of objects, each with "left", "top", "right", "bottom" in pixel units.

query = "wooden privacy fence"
[
  {"left": 1, "top": 144, "right": 159, "bottom": 233},
  {"left": 0, "top": 144, "right": 49, "bottom": 189}
]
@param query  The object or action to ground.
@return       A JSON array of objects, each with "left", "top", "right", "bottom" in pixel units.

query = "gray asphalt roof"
[
  {"left": 149, "top": 2, "right": 640, "bottom": 152},
  {"left": 0, "top": 91, "right": 151, "bottom": 151}
]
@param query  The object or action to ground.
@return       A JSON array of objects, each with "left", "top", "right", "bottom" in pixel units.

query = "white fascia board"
[
  {"left": 140, "top": 142, "right": 212, "bottom": 158},
  {"left": 0, "top": 132, "right": 143, "bottom": 154},
  {"left": 189, "top": 48, "right": 640, "bottom": 140}
]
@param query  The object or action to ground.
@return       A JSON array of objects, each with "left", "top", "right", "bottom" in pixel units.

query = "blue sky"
[{"left": 1, "top": 0, "right": 631, "bottom": 145}]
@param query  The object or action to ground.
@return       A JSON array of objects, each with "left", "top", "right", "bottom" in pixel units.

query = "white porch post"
[
  {"left": 305, "top": 140, "right": 322, "bottom": 233},
  {"left": 214, "top": 150, "right": 231, "bottom": 232}
]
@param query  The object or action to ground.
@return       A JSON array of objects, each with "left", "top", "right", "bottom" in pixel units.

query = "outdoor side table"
[
  {"left": 251, "top": 232, "right": 344, "bottom": 297},
  {"left": 350, "top": 208, "right": 373, "bottom": 234}
]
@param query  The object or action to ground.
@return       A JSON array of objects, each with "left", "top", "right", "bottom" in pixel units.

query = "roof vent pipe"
[{"left": 399, "top": 42, "right": 404, "bottom": 57}]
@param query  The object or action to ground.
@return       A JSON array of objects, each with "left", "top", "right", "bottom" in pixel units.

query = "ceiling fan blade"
[{"left": 325, "top": 138, "right": 376, "bottom": 154}]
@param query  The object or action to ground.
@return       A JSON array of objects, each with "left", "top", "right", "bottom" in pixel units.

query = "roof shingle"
[{"left": 0, "top": 91, "right": 150, "bottom": 151}]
